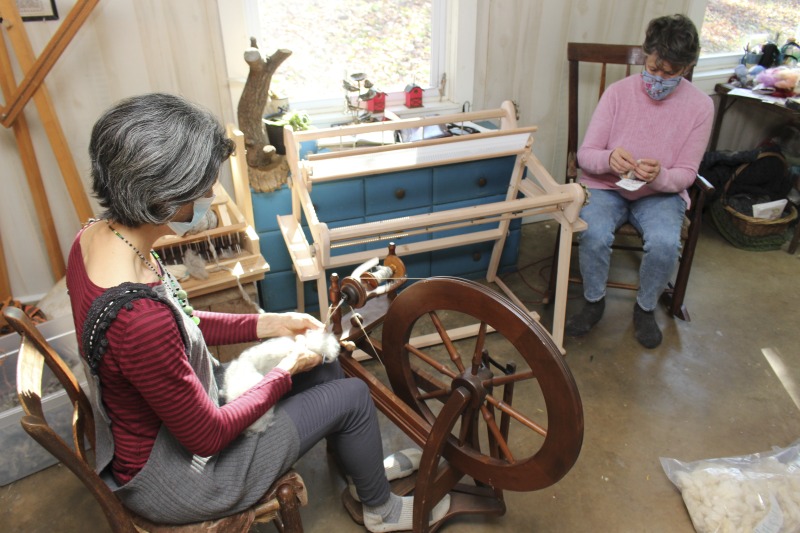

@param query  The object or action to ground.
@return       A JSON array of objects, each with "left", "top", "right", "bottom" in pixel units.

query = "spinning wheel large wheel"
[{"left": 381, "top": 277, "right": 584, "bottom": 492}]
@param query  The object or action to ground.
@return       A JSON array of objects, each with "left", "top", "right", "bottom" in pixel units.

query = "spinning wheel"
[
  {"left": 330, "top": 248, "right": 583, "bottom": 532},
  {"left": 381, "top": 277, "right": 583, "bottom": 492}
]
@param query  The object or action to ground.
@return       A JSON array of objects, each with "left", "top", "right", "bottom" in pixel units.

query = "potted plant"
[{"left": 264, "top": 110, "right": 311, "bottom": 155}]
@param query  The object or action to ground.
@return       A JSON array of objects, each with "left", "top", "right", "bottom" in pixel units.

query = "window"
[
  {"left": 244, "top": 0, "right": 443, "bottom": 110},
  {"left": 700, "top": 0, "right": 800, "bottom": 57},
  {"left": 693, "top": 1, "right": 800, "bottom": 93}
]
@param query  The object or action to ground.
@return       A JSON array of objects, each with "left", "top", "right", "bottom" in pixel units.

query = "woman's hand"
[
  {"left": 632, "top": 158, "right": 661, "bottom": 183},
  {"left": 610, "top": 149, "right": 661, "bottom": 183},
  {"left": 609, "top": 147, "right": 637, "bottom": 176},
  {"left": 256, "top": 312, "right": 324, "bottom": 339},
  {"left": 275, "top": 340, "right": 323, "bottom": 375}
]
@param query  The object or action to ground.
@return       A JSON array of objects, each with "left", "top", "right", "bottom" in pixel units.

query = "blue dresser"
[
  {"left": 252, "top": 155, "right": 521, "bottom": 312},
  {"left": 231, "top": 101, "right": 585, "bottom": 350}
]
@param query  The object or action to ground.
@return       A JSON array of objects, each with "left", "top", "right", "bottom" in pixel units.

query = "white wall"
[
  {"left": 469, "top": 0, "right": 715, "bottom": 183},
  {"left": 1, "top": 0, "right": 233, "bottom": 301},
  {"left": 3, "top": 0, "right": 774, "bottom": 302}
]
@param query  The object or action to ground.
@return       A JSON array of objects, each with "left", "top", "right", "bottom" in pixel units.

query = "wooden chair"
[
  {"left": 3, "top": 306, "right": 308, "bottom": 533},
  {"left": 546, "top": 42, "right": 714, "bottom": 321}
]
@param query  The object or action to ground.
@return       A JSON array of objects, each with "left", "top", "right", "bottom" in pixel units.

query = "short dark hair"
[
  {"left": 89, "top": 93, "right": 235, "bottom": 227},
  {"left": 642, "top": 14, "right": 701, "bottom": 69}
]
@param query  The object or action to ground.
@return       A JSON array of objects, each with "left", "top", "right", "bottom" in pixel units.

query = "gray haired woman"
[
  {"left": 67, "top": 93, "right": 449, "bottom": 530},
  {"left": 565, "top": 14, "right": 714, "bottom": 348}
]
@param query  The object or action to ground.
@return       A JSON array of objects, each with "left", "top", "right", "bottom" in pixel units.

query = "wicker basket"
[
  {"left": 711, "top": 150, "right": 797, "bottom": 250},
  {"left": 721, "top": 202, "right": 798, "bottom": 237},
  {"left": 711, "top": 201, "right": 795, "bottom": 251}
]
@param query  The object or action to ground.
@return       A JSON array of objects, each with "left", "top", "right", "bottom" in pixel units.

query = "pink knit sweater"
[{"left": 577, "top": 74, "right": 714, "bottom": 206}]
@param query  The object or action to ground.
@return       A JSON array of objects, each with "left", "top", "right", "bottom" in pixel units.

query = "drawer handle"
[
  {"left": 477, "top": 177, "right": 487, "bottom": 187},
  {"left": 394, "top": 188, "right": 406, "bottom": 200},
  {"left": 472, "top": 251, "right": 482, "bottom": 261}
]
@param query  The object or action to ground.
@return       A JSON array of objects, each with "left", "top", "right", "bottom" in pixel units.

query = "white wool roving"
[
  {"left": 661, "top": 441, "right": 800, "bottom": 533},
  {"left": 221, "top": 329, "right": 340, "bottom": 434}
]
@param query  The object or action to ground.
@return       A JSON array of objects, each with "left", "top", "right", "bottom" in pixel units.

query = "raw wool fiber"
[
  {"left": 661, "top": 441, "right": 800, "bottom": 533},
  {"left": 221, "top": 329, "right": 340, "bottom": 434}
]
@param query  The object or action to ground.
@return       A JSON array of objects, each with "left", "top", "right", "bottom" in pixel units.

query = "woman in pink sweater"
[{"left": 565, "top": 14, "right": 714, "bottom": 348}]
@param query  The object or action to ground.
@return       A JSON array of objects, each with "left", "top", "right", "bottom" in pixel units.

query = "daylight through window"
[
  {"left": 247, "top": 0, "right": 435, "bottom": 105},
  {"left": 700, "top": 0, "right": 800, "bottom": 56}
]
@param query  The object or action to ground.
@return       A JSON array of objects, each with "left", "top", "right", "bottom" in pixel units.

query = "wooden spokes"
[{"left": 381, "top": 277, "right": 584, "bottom": 492}]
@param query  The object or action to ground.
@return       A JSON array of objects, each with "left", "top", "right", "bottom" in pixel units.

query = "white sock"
[
  {"left": 363, "top": 493, "right": 450, "bottom": 533},
  {"left": 348, "top": 448, "right": 423, "bottom": 502},
  {"left": 383, "top": 448, "right": 422, "bottom": 481}
]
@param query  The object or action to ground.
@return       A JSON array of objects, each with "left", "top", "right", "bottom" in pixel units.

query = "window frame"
[
  {"left": 220, "top": 0, "right": 464, "bottom": 125},
  {"left": 692, "top": 52, "right": 741, "bottom": 93}
]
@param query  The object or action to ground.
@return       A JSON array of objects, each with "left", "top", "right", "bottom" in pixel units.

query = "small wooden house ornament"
[
  {"left": 366, "top": 91, "right": 387, "bottom": 112},
  {"left": 404, "top": 84, "right": 423, "bottom": 108}
]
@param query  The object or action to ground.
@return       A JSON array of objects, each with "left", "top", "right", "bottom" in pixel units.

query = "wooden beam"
[
  {"left": 227, "top": 125, "right": 255, "bottom": 228},
  {"left": 0, "top": 0, "right": 94, "bottom": 223},
  {"left": 0, "top": 0, "right": 100, "bottom": 127},
  {"left": 0, "top": 230, "right": 10, "bottom": 301},
  {"left": 0, "top": 34, "right": 65, "bottom": 278}
]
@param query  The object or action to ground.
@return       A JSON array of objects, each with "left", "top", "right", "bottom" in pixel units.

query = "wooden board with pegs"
[{"left": 153, "top": 183, "right": 269, "bottom": 299}]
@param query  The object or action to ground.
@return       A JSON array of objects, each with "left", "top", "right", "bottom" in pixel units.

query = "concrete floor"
[{"left": 2, "top": 218, "right": 799, "bottom": 532}]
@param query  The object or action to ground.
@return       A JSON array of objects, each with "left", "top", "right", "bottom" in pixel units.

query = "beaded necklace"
[{"left": 106, "top": 220, "right": 200, "bottom": 325}]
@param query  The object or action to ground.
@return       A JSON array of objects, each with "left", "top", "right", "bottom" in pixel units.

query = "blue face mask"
[
  {"left": 641, "top": 71, "right": 682, "bottom": 101},
  {"left": 168, "top": 194, "right": 215, "bottom": 237}
]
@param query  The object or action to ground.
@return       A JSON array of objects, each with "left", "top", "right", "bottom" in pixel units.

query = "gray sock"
[
  {"left": 370, "top": 492, "right": 404, "bottom": 523},
  {"left": 633, "top": 303, "right": 662, "bottom": 348},
  {"left": 565, "top": 298, "right": 605, "bottom": 337}
]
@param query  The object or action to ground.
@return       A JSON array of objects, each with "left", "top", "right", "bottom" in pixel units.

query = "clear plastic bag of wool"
[{"left": 661, "top": 440, "right": 800, "bottom": 533}]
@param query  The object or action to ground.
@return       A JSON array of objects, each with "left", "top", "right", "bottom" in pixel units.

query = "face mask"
[
  {"left": 641, "top": 71, "right": 682, "bottom": 101},
  {"left": 168, "top": 194, "right": 215, "bottom": 237}
]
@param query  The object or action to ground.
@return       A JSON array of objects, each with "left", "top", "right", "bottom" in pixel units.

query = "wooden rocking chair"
[{"left": 4, "top": 306, "right": 307, "bottom": 533}]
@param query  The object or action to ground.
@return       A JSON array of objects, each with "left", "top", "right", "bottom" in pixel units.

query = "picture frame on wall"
[{"left": 16, "top": 0, "right": 59, "bottom": 22}]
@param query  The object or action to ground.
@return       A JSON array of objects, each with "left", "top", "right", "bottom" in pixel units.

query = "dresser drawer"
[
  {"left": 258, "top": 230, "right": 293, "bottom": 273},
  {"left": 430, "top": 226, "right": 520, "bottom": 279},
  {"left": 310, "top": 178, "right": 365, "bottom": 222},
  {"left": 432, "top": 156, "right": 516, "bottom": 205},
  {"left": 252, "top": 185, "right": 292, "bottom": 233},
  {"left": 365, "top": 168, "right": 432, "bottom": 215},
  {"left": 260, "top": 270, "right": 314, "bottom": 312},
  {"left": 431, "top": 240, "right": 494, "bottom": 278}
]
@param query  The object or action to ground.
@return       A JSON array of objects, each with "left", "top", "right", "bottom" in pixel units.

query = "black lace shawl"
[{"left": 81, "top": 282, "right": 189, "bottom": 375}]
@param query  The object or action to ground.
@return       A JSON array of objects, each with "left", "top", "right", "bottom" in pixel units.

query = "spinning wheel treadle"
[{"left": 381, "top": 277, "right": 584, "bottom": 492}]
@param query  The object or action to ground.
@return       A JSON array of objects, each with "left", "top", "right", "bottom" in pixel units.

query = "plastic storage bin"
[{"left": 0, "top": 314, "right": 85, "bottom": 486}]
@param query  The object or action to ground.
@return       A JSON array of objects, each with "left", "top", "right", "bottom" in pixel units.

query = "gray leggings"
[{"left": 278, "top": 361, "right": 390, "bottom": 506}]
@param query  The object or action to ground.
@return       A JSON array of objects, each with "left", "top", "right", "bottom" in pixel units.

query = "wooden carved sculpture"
[{"left": 237, "top": 38, "right": 292, "bottom": 192}]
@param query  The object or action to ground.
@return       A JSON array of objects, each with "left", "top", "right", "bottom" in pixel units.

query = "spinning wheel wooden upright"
[{"left": 330, "top": 247, "right": 584, "bottom": 532}]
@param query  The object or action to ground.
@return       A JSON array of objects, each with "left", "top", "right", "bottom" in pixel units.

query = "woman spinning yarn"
[{"left": 67, "top": 93, "right": 449, "bottom": 530}]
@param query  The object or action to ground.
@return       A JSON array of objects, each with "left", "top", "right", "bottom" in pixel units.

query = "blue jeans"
[{"left": 577, "top": 189, "right": 686, "bottom": 311}]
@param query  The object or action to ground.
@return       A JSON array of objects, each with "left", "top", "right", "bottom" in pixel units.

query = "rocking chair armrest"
[{"left": 692, "top": 174, "right": 714, "bottom": 195}]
